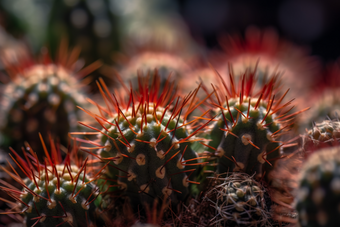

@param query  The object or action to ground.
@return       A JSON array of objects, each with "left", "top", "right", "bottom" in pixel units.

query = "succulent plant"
[
  {"left": 76, "top": 74, "right": 208, "bottom": 212},
  {"left": 182, "top": 173, "right": 271, "bottom": 227},
  {"left": 204, "top": 69, "right": 305, "bottom": 179},
  {"left": 295, "top": 146, "right": 340, "bottom": 227},
  {"left": 117, "top": 50, "right": 191, "bottom": 91},
  {"left": 303, "top": 119, "right": 340, "bottom": 153},
  {"left": 0, "top": 47, "right": 98, "bottom": 161},
  {"left": 0, "top": 138, "right": 105, "bottom": 227}
]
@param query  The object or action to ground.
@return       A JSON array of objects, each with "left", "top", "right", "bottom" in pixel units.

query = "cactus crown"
[{"left": 0, "top": 137, "right": 103, "bottom": 226}]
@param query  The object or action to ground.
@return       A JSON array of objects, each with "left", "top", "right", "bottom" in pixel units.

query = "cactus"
[
  {"left": 303, "top": 119, "right": 340, "bottom": 153},
  {"left": 0, "top": 139, "right": 104, "bottom": 227},
  {"left": 182, "top": 173, "right": 270, "bottom": 226},
  {"left": 0, "top": 47, "right": 97, "bottom": 161},
  {"left": 205, "top": 69, "right": 305, "bottom": 179},
  {"left": 295, "top": 146, "right": 340, "bottom": 227},
  {"left": 77, "top": 74, "right": 207, "bottom": 211},
  {"left": 118, "top": 50, "right": 190, "bottom": 91}
]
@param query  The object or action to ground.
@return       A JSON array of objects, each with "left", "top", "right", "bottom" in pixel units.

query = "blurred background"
[
  {"left": 179, "top": 0, "right": 340, "bottom": 61},
  {"left": 1, "top": 0, "right": 339, "bottom": 60}
]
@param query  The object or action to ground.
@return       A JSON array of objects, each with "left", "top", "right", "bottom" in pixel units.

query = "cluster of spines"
[
  {"left": 75, "top": 74, "right": 212, "bottom": 211},
  {"left": 182, "top": 173, "right": 270, "bottom": 227},
  {"left": 0, "top": 136, "right": 104, "bottom": 226},
  {"left": 303, "top": 119, "right": 340, "bottom": 153},
  {"left": 211, "top": 173, "right": 269, "bottom": 226},
  {"left": 203, "top": 68, "right": 307, "bottom": 179}
]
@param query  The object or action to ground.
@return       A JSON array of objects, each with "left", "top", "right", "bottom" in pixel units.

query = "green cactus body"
[
  {"left": 200, "top": 173, "right": 270, "bottom": 226},
  {"left": 0, "top": 64, "right": 87, "bottom": 160},
  {"left": 296, "top": 147, "right": 340, "bottom": 227},
  {"left": 205, "top": 72, "right": 297, "bottom": 179},
  {"left": 0, "top": 141, "right": 105, "bottom": 227},
  {"left": 211, "top": 97, "right": 281, "bottom": 178},
  {"left": 98, "top": 103, "right": 197, "bottom": 208},
  {"left": 79, "top": 76, "right": 203, "bottom": 211},
  {"left": 21, "top": 164, "right": 100, "bottom": 227}
]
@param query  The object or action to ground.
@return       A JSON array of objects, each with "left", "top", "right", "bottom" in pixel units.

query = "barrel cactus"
[
  {"left": 0, "top": 140, "right": 104, "bottom": 227},
  {"left": 184, "top": 173, "right": 270, "bottom": 226},
  {"left": 205, "top": 69, "right": 305, "bottom": 179},
  {"left": 0, "top": 47, "right": 96, "bottom": 160},
  {"left": 77, "top": 74, "right": 206, "bottom": 211},
  {"left": 295, "top": 146, "right": 340, "bottom": 227}
]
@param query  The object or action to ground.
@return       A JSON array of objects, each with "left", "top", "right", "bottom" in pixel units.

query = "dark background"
[
  {"left": 177, "top": 0, "right": 340, "bottom": 62},
  {"left": 1, "top": 0, "right": 339, "bottom": 67}
]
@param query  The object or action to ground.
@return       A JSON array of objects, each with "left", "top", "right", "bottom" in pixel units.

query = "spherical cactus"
[
  {"left": 0, "top": 47, "right": 97, "bottom": 161},
  {"left": 187, "top": 173, "right": 270, "bottom": 226},
  {"left": 295, "top": 146, "right": 340, "bottom": 227},
  {"left": 0, "top": 140, "right": 104, "bottom": 227},
  {"left": 205, "top": 70, "right": 305, "bottom": 179},
  {"left": 303, "top": 119, "right": 340, "bottom": 153},
  {"left": 77, "top": 75, "right": 206, "bottom": 211}
]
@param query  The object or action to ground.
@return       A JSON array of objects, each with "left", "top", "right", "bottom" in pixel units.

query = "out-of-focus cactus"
[
  {"left": 0, "top": 46, "right": 97, "bottom": 161},
  {"left": 295, "top": 146, "right": 340, "bottom": 227}
]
